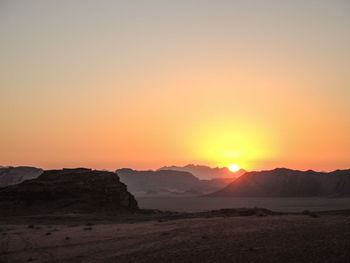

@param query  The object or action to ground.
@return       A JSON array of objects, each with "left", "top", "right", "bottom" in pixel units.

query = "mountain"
[
  {"left": 209, "top": 168, "right": 350, "bottom": 197},
  {"left": 0, "top": 168, "right": 138, "bottom": 215},
  {"left": 158, "top": 164, "right": 246, "bottom": 180},
  {"left": 117, "top": 168, "right": 236, "bottom": 196},
  {"left": 117, "top": 168, "right": 199, "bottom": 195},
  {"left": 0, "top": 166, "right": 43, "bottom": 188}
]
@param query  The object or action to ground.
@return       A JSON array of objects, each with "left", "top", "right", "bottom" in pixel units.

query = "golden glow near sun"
[
  {"left": 228, "top": 164, "right": 240, "bottom": 172},
  {"left": 186, "top": 120, "right": 277, "bottom": 171}
]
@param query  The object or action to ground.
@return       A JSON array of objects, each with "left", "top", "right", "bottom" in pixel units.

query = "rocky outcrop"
[
  {"left": 0, "top": 166, "right": 43, "bottom": 188},
  {"left": 209, "top": 168, "right": 350, "bottom": 197},
  {"left": 0, "top": 168, "right": 138, "bottom": 215}
]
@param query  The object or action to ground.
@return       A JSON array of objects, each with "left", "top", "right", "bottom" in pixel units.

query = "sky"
[{"left": 1, "top": 0, "right": 349, "bottom": 171}]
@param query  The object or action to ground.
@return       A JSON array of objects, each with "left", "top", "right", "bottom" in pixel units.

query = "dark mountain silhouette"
[
  {"left": 209, "top": 168, "right": 350, "bottom": 197},
  {"left": 0, "top": 168, "right": 138, "bottom": 215},
  {"left": 158, "top": 164, "right": 246, "bottom": 180},
  {"left": 0, "top": 166, "right": 43, "bottom": 187},
  {"left": 117, "top": 168, "right": 236, "bottom": 196}
]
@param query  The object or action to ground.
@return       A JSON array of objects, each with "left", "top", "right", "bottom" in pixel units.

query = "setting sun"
[{"left": 228, "top": 164, "right": 240, "bottom": 172}]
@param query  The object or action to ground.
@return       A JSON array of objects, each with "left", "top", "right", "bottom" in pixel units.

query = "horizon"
[
  {"left": 2, "top": 163, "right": 349, "bottom": 175},
  {"left": 1, "top": 0, "right": 350, "bottom": 172}
]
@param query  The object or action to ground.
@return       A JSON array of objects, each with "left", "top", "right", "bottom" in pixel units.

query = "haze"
[{"left": 1, "top": 0, "right": 349, "bottom": 171}]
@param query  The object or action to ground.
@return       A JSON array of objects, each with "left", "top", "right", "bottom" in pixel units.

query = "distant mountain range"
[
  {"left": 158, "top": 164, "right": 246, "bottom": 180},
  {"left": 0, "top": 165, "right": 238, "bottom": 196},
  {"left": 116, "top": 168, "right": 236, "bottom": 196},
  {"left": 209, "top": 168, "right": 350, "bottom": 197},
  {"left": 3, "top": 165, "right": 349, "bottom": 198}
]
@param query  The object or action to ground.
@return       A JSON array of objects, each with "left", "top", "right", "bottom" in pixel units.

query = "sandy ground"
[{"left": 1, "top": 214, "right": 350, "bottom": 263}]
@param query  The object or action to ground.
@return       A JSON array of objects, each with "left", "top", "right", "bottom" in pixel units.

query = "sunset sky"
[{"left": 1, "top": 0, "right": 349, "bottom": 171}]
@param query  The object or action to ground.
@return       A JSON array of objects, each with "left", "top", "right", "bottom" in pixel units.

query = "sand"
[{"left": 1, "top": 213, "right": 350, "bottom": 263}]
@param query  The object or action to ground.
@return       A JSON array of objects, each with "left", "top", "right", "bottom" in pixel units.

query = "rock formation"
[{"left": 0, "top": 168, "right": 138, "bottom": 215}]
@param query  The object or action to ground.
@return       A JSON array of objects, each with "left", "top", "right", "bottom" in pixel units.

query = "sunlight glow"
[
  {"left": 186, "top": 120, "right": 277, "bottom": 171},
  {"left": 228, "top": 164, "right": 240, "bottom": 172}
]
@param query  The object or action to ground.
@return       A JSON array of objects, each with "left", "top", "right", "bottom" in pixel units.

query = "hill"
[{"left": 209, "top": 168, "right": 350, "bottom": 197}]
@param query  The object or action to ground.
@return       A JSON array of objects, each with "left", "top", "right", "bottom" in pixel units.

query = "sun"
[{"left": 228, "top": 164, "right": 240, "bottom": 172}]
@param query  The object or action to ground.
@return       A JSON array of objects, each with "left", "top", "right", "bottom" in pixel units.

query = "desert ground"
[{"left": 1, "top": 211, "right": 350, "bottom": 263}]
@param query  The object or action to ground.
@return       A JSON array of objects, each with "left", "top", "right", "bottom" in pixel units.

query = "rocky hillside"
[
  {"left": 0, "top": 166, "right": 43, "bottom": 187},
  {"left": 0, "top": 168, "right": 138, "bottom": 215},
  {"left": 158, "top": 164, "right": 246, "bottom": 180},
  {"left": 209, "top": 168, "right": 350, "bottom": 197},
  {"left": 117, "top": 168, "right": 235, "bottom": 196}
]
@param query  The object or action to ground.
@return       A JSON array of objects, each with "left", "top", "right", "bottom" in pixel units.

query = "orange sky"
[{"left": 1, "top": 1, "right": 349, "bottom": 171}]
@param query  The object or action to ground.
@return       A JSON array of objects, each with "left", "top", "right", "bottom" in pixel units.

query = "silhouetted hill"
[
  {"left": 0, "top": 166, "right": 43, "bottom": 187},
  {"left": 209, "top": 168, "right": 350, "bottom": 197},
  {"left": 158, "top": 164, "right": 246, "bottom": 180},
  {"left": 117, "top": 168, "right": 236, "bottom": 196},
  {"left": 0, "top": 168, "right": 138, "bottom": 215}
]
